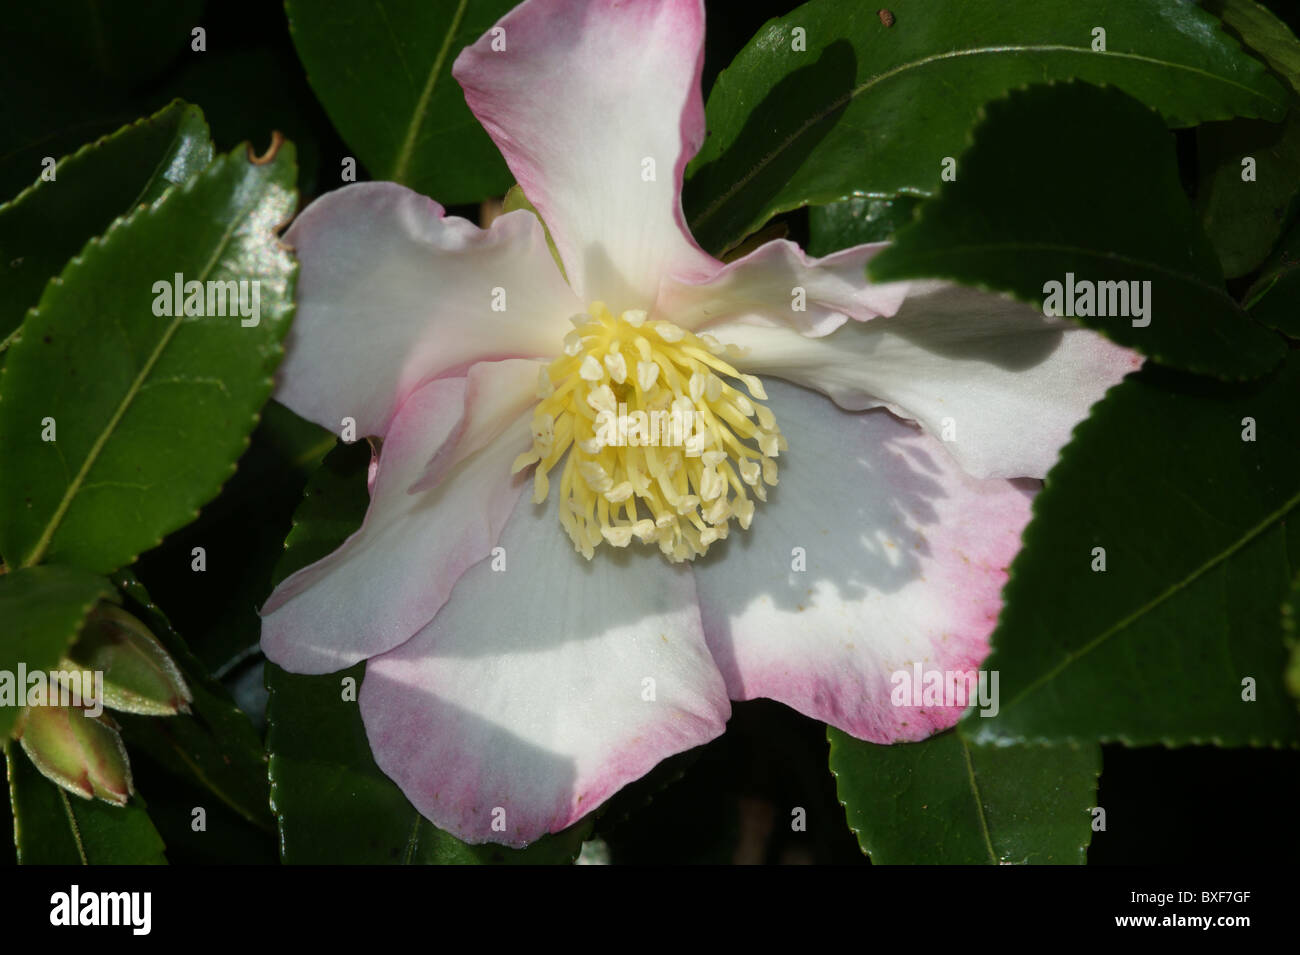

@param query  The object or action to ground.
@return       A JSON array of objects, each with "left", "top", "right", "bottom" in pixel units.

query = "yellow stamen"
[{"left": 520, "top": 302, "right": 783, "bottom": 562}]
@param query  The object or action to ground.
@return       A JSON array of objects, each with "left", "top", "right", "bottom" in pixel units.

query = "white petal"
[
  {"left": 260, "top": 360, "right": 540, "bottom": 673},
  {"left": 710, "top": 282, "right": 1141, "bottom": 479},
  {"left": 453, "top": 0, "right": 718, "bottom": 307},
  {"left": 408, "top": 359, "right": 543, "bottom": 494},
  {"left": 658, "top": 238, "right": 909, "bottom": 334},
  {"left": 360, "top": 487, "right": 730, "bottom": 847},
  {"left": 691, "top": 379, "right": 1033, "bottom": 743},
  {"left": 278, "top": 182, "right": 579, "bottom": 437}
]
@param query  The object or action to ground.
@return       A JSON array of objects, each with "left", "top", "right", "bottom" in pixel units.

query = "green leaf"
[
  {"left": 269, "top": 440, "right": 371, "bottom": 587},
  {"left": 285, "top": 0, "right": 514, "bottom": 203},
  {"left": 129, "top": 399, "right": 335, "bottom": 679},
  {"left": 1197, "top": 1, "right": 1300, "bottom": 278},
  {"left": 5, "top": 740, "right": 166, "bottom": 864},
  {"left": 1245, "top": 215, "right": 1300, "bottom": 336},
  {"left": 829, "top": 728, "right": 1100, "bottom": 864},
  {"left": 267, "top": 663, "right": 589, "bottom": 864},
  {"left": 0, "top": 565, "right": 111, "bottom": 738},
  {"left": 1196, "top": 112, "right": 1300, "bottom": 278},
  {"left": 1208, "top": 0, "right": 1300, "bottom": 95},
  {"left": 0, "top": 139, "right": 299, "bottom": 573},
  {"left": 684, "top": 0, "right": 1287, "bottom": 255},
  {"left": 265, "top": 442, "right": 589, "bottom": 863},
  {"left": 139, "top": 47, "right": 330, "bottom": 200},
  {"left": 65, "top": 604, "right": 192, "bottom": 716},
  {"left": 813, "top": 187, "right": 1096, "bottom": 866},
  {"left": 964, "top": 355, "right": 1300, "bottom": 748},
  {"left": 0, "top": 101, "right": 213, "bottom": 354},
  {"left": 109, "top": 571, "right": 273, "bottom": 834},
  {"left": 17, "top": 706, "right": 133, "bottom": 806},
  {"left": 0, "top": 1, "right": 205, "bottom": 199},
  {"left": 869, "top": 82, "right": 1285, "bottom": 379},
  {"left": 255, "top": 399, "right": 337, "bottom": 479},
  {"left": 1284, "top": 570, "right": 1300, "bottom": 712},
  {"left": 807, "top": 196, "right": 919, "bottom": 256}
]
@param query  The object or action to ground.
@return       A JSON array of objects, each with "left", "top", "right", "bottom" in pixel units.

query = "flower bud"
[
  {"left": 15, "top": 705, "right": 133, "bottom": 806},
  {"left": 62, "top": 604, "right": 191, "bottom": 716}
]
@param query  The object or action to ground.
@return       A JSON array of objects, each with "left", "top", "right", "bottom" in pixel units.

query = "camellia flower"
[{"left": 261, "top": 0, "right": 1138, "bottom": 846}]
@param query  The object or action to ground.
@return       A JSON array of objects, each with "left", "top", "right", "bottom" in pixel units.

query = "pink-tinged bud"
[
  {"left": 15, "top": 705, "right": 133, "bottom": 806},
  {"left": 63, "top": 604, "right": 192, "bottom": 716}
]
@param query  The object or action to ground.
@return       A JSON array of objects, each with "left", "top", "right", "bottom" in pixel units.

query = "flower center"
[{"left": 512, "top": 302, "right": 784, "bottom": 562}]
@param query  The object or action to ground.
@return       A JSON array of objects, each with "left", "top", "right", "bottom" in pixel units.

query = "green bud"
[
  {"left": 15, "top": 705, "right": 133, "bottom": 806},
  {"left": 62, "top": 604, "right": 191, "bottom": 716}
]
